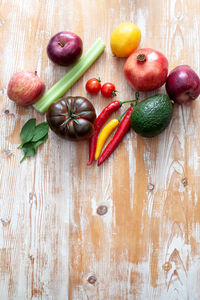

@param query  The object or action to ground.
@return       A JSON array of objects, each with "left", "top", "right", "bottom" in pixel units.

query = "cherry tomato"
[
  {"left": 86, "top": 78, "right": 101, "bottom": 95},
  {"left": 101, "top": 82, "right": 117, "bottom": 98}
]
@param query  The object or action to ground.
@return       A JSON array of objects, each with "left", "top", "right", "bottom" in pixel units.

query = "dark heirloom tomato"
[{"left": 46, "top": 96, "right": 96, "bottom": 140}]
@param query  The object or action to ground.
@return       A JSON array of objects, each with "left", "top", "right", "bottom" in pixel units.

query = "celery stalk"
[{"left": 34, "top": 38, "right": 106, "bottom": 113}]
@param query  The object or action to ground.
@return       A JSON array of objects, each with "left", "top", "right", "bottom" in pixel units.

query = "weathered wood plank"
[{"left": 0, "top": 0, "right": 200, "bottom": 299}]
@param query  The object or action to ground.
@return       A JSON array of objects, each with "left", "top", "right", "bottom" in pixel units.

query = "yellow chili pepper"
[{"left": 95, "top": 118, "right": 119, "bottom": 160}]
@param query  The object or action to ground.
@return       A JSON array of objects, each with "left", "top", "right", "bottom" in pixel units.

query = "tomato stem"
[
  {"left": 112, "top": 90, "right": 117, "bottom": 96},
  {"left": 95, "top": 77, "right": 101, "bottom": 82}
]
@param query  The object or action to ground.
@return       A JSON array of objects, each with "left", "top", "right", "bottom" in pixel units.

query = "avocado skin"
[{"left": 130, "top": 94, "right": 173, "bottom": 137}]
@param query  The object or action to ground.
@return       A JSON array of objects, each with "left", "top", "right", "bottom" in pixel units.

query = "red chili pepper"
[
  {"left": 97, "top": 105, "right": 134, "bottom": 166},
  {"left": 87, "top": 100, "right": 134, "bottom": 165}
]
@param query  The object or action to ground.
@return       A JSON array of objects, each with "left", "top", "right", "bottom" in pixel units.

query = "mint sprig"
[
  {"left": 18, "top": 118, "right": 36, "bottom": 149},
  {"left": 31, "top": 122, "right": 49, "bottom": 142},
  {"left": 18, "top": 119, "right": 49, "bottom": 163}
]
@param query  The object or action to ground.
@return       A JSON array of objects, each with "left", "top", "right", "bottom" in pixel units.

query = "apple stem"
[
  {"left": 58, "top": 41, "right": 65, "bottom": 47},
  {"left": 137, "top": 54, "right": 146, "bottom": 62},
  {"left": 35, "top": 70, "right": 37, "bottom": 76}
]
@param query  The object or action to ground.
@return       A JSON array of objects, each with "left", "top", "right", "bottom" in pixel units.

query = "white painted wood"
[{"left": 0, "top": 0, "right": 200, "bottom": 299}]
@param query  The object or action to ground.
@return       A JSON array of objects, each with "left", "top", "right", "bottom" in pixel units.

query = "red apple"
[
  {"left": 165, "top": 65, "right": 200, "bottom": 104},
  {"left": 47, "top": 31, "right": 83, "bottom": 66},
  {"left": 7, "top": 70, "right": 45, "bottom": 106},
  {"left": 124, "top": 48, "right": 168, "bottom": 92}
]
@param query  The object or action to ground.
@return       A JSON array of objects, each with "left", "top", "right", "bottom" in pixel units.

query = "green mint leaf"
[
  {"left": 20, "top": 142, "right": 36, "bottom": 163},
  {"left": 31, "top": 122, "right": 49, "bottom": 142},
  {"left": 33, "top": 133, "right": 48, "bottom": 150},
  {"left": 18, "top": 119, "right": 49, "bottom": 163},
  {"left": 18, "top": 118, "right": 36, "bottom": 148}
]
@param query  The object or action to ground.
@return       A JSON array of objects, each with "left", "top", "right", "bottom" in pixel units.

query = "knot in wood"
[
  {"left": 148, "top": 183, "right": 154, "bottom": 191},
  {"left": 87, "top": 275, "right": 97, "bottom": 285},
  {"left": 182, "top": 178, "right": 188, "bottom": 186},
  {"left": 162, "top": 261, "right": 172, "bottom": 272},
  {"left": 96, "top": 205, "right": 108, "bottom": 215}
]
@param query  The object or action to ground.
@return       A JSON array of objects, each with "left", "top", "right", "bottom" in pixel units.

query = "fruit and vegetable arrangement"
[{"left": 7, "top": 23, "right": 200, "bottom": 165}]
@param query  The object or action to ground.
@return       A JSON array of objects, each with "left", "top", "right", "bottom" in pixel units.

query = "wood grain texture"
[{"left": 1, "top": 0, "right": 200, "bottom": 299}]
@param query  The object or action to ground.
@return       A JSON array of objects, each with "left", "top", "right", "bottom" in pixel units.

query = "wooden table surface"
[{"left": 1, "top": 0, "right": 200, "bottom": 299}]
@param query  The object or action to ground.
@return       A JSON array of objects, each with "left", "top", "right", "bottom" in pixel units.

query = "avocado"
[{"left": 130, "top": 94, "right": 173, "bottom": 137}]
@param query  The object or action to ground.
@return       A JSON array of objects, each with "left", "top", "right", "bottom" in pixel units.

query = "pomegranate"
[{"left": 124, "top": 48, "right": 168, "bottom": 92}]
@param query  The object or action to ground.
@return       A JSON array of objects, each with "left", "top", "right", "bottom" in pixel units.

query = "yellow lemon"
[{"left": 110, "top": 22, "right": 141, "bottom": 57}]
